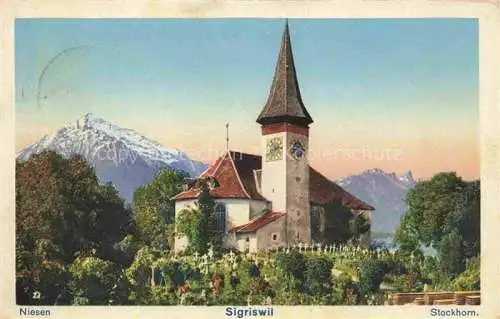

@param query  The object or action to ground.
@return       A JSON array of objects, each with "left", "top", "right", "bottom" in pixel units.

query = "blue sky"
[{"left": 15, "top": 18, "right": 479, "bottom": 179}]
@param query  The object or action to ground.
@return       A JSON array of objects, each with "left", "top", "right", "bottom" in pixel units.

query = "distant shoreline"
[{"left": 371, "top": 231, "right": 395, "bottom": 239}]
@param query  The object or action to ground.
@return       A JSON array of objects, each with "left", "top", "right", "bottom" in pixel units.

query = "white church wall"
[
  {"left": 174, "top": 198, "right": 257, "bottom": 252},
  {"left": 261, "top": 132, "right": 288, "bottom": 212},
  {"left": 220, "top": 199, "right": 252, "bottom": 230},
  {"left": 235, "top": 233, "right": 257, "bottom": 252}
]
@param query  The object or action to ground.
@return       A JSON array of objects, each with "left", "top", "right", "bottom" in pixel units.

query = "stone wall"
[
  {"left": 256, "top": 215, "right": 287, "bottom": 251},
  {"left": 284, "top": 131, "right": 310, "bottom": 244}
]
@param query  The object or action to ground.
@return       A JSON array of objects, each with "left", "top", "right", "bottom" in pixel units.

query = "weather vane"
[{"left": 226, "top": 122, "right": 230, "bottom": 152}]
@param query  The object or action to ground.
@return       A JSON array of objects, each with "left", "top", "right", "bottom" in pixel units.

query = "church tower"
[{"left": 257, "top": 22, "right": 313, "bottom": 244}]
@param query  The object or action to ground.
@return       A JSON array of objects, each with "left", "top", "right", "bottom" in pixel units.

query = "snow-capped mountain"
[
  {"left": 17, "top": 113, "right": 208, "bottom": 202},
  {"left": 336, "top": 168, "right": 417, "bottom": 234}
]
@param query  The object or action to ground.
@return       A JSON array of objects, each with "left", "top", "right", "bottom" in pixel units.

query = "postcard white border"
[{"left": 1, "top": 1, "right": 499, "bottom": 318}]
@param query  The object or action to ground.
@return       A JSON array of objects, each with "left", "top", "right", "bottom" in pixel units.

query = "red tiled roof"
[
  {"left": 309, "top": 167, "right": 374, "bottom": 210},
  {"left": 229, "top": 211, "right": 287, "bottom": 233},
  {"left": 173, "top": 151, "right": 266, "bottom": 201},
  {"left": 172, "top": 151, "right": 374, "bottom": 211}
]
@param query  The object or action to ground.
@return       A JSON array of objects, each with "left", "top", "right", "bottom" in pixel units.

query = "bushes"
[
  {"left": 69, "top": 256, "right": 129, "bottom": 305},
  {"left": 452, "top": 257, "right": 480, "bottom": 291},
  {"left": 331, "top": 273, "right": 357, "bottom": 305},
  {"left": 276, "top": 250, "right": 306, "bottom": 281},
  {"left": 125, "top": 247, "right": 155, "bottom": 304},
  {"left": 248, "top": 277, "right": 275, "bottom": 297},
  {"left": 304, "top": 257, "right": 333, "bottom": 296},
  {"left": 358, "top": 259, "right": 388, "bottom": 297},
  {"left": 20, "top": 240, "right": 482, "bottom": 306}
]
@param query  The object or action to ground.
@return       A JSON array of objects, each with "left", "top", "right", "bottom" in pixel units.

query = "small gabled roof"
[
  {"left": 229, "top": 211, "right": 287, "bottom": 233},
  {"left": 256, "top": 21, "right": 313, "bottom": 127}
]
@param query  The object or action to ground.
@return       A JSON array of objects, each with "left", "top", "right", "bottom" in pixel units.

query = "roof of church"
[
  {"left": 173, "top": 151, "right": 266, "bottom": 201},
  {"left": 172, "top": 151, "right": 374, "bottom": 211},
  {"left": 229, "top": 211, "right": 287, "bottom": 233},
  {"left": 256, "top": 22, "right": 313, "bottom": 127}
]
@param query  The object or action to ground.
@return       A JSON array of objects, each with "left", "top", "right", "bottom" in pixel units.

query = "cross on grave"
[
  {"left": 194, "top": 251, "right": 200, "bottom": 259},
  {"left": 303, "top": 243, "right": 309, "bottom": 252},
  {"left": 316, "top": 243, "right": 322, "bottom": 254},
  {"left": 298, "top": 243, "right": 303, "bottom": 252},
  {"left": 265, "top": 296, "right": 272, "bottom": 305}
]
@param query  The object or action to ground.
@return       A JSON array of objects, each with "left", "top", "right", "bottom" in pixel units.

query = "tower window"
[
  {"left": 215, "top": 203, "right": 227, "bottom": 234},
  {"left": 272, "top": 233, "right": 279, "bottom": 241}
]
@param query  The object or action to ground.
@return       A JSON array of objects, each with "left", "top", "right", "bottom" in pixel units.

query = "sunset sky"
[{"left": 15, "top": 18, "right": 479, "bottom": 180}]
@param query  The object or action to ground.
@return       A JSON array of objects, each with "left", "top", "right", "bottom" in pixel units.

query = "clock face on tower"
[
  {"left": 266, "top": 137, "right": 283, "bottom": 161},
  {"left": 289, "top": 139, "right": 306, "bottom": 160}
]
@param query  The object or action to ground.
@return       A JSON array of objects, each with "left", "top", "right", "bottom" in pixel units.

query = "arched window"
[{"left": 215, "top": 203, "right": 227, "bottom": 234}]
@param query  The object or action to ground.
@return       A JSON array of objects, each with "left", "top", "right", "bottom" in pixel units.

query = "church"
[{"left": 173, "top": 23, "right": 374, "bottom": 253}]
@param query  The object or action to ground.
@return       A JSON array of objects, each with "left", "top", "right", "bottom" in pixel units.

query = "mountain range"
[
  {"left": 336, "top": 168, "right": 417, "bottom": 234},
  {"left": 17, "top": 114, "right": 416, "bottom": 234},
  {"left": 17, "top": 113, "right": 208, "bottom": 202}
]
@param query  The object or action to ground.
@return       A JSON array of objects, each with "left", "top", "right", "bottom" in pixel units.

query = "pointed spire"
[{"left": 257, "top": 20, "right": 313, "bottom": 127}]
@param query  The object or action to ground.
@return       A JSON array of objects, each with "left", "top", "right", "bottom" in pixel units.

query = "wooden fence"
[{"left": 389, "top": 291, "right": 480, "bottom": 305}]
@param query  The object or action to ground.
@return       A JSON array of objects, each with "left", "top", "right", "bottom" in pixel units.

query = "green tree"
[
  {"left": 395, "top": 173, "right": 480, "bottom": 279},
  {"left": 16, "top": 151, "right": 132, "bottom": 305},
  {"left": 176, "top": 207, "right": 204, "bottom": 252},
  {"left": 396, "top": 172, "right": 466, "bottom": 249},
  {"left": 321, "top": 197, "right": 367, "bottom": 245},
  {"left": 175, "top": 176, "right": 222, "bottom": 253},
  {"left": 349, "top": 213, "right": 371, "bottom": 245},
  {"left": 394, "top": 212, "right": 422, "bottom": 256},
  {"left": 132, "top": 169, "right": 188, "bottom": 251},
  {"left": 439, "top": 229, "right": 465, "bottom": 277},
  {"left": 444, "top": 180, "right": 480, "bottom": 259}
]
